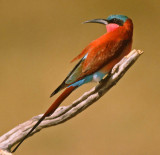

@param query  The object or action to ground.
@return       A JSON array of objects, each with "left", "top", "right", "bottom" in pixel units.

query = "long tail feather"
[{"left": 11, "top": 86, "right": 77, "bottom": 153}]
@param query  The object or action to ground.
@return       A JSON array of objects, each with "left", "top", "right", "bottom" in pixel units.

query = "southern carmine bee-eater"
[{"left": 12, "top": 14, "right": 133, "bottom": 153}]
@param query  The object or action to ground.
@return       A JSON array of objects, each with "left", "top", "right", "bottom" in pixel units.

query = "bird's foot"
[{"left": 111, "top": 63, "right": 120, "bottom": 74}]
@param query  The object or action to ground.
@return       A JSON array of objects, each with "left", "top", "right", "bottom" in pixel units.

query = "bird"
[{"left": 11, "top": 14, "right": 133, "bottom": 153}]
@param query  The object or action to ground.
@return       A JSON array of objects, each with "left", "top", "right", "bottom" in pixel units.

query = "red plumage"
[
  {"left": 72, "top": 19, "right": 133, "bottom": 76},
  {"left": 12, "top": 16, "right": 133, "bottom": 153}
]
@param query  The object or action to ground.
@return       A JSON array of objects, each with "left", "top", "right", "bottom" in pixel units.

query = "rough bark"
[{"left": 0, "top": 49, "right": 143, "bottom": 154}]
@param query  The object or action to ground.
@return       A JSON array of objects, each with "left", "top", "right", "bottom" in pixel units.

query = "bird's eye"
[
  {"left": 110, "top": 18, "right": 117, "bottom": 23},
  {"left": 113, "top": 18, "right": 118, "bottom": 23},
  {"left": 110, "top": 18, "right": 123, "bottom": 26}
]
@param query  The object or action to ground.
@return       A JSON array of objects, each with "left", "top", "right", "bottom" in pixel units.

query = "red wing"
[
  {"left": 80, "top": 39, "right": 129, "bottom": 77},
  {"left": 51, "top": 39, "right": 130, "bottom": 97},
  {"left": 71, "top": 44, "right": 93, "bottom": 63}
]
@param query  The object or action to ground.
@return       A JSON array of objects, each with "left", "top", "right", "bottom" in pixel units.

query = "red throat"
[{"left": 106, "top": 24, "right": 119, "bottom": 33}]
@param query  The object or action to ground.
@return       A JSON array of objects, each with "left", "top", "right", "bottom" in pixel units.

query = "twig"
[{"left": 0, "top": 49, "right": 143, "bottom": 154}]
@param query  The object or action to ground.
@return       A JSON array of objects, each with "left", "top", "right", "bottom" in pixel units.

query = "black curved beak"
[{"left": 83, "top": 19, "right": 108, "bottom": 25}]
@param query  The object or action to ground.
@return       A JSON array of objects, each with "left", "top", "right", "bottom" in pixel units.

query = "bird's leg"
[
  {"left": 111, "top": 62, "right": 121, "bottom": 74},
  {"left": 99, "top": 72, "right": 111, "bottom": 85}
]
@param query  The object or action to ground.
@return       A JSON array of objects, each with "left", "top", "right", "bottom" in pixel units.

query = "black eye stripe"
[{"left": 109, "top": 18, "right": 123, "bottom": 26}]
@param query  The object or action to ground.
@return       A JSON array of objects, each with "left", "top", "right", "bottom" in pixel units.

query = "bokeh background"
[{"left": 0, "top": 0, "right": 160, "bottom": 154}]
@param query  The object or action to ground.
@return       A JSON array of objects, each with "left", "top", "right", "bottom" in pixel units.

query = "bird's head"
[{"left": 84, "top": 15, "right": 130, "bottom": 33}]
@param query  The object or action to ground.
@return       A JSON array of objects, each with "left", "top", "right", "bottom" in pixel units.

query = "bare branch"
[{"left": 0, "top": 49, "right": 143, "bottom": 154}]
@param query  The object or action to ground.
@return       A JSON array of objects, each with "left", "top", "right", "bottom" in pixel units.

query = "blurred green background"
[{"left": 0, "top": 0, "right": 160, "bottom": 154}]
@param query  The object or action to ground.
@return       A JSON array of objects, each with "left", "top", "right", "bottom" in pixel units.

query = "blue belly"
[{"left": 68, "top": 71, "right": 106, "bottom": 87}]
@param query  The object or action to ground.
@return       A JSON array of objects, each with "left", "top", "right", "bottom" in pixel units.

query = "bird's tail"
[{"left": 11, "top": 86, "right": 77, "bottom": 153}]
